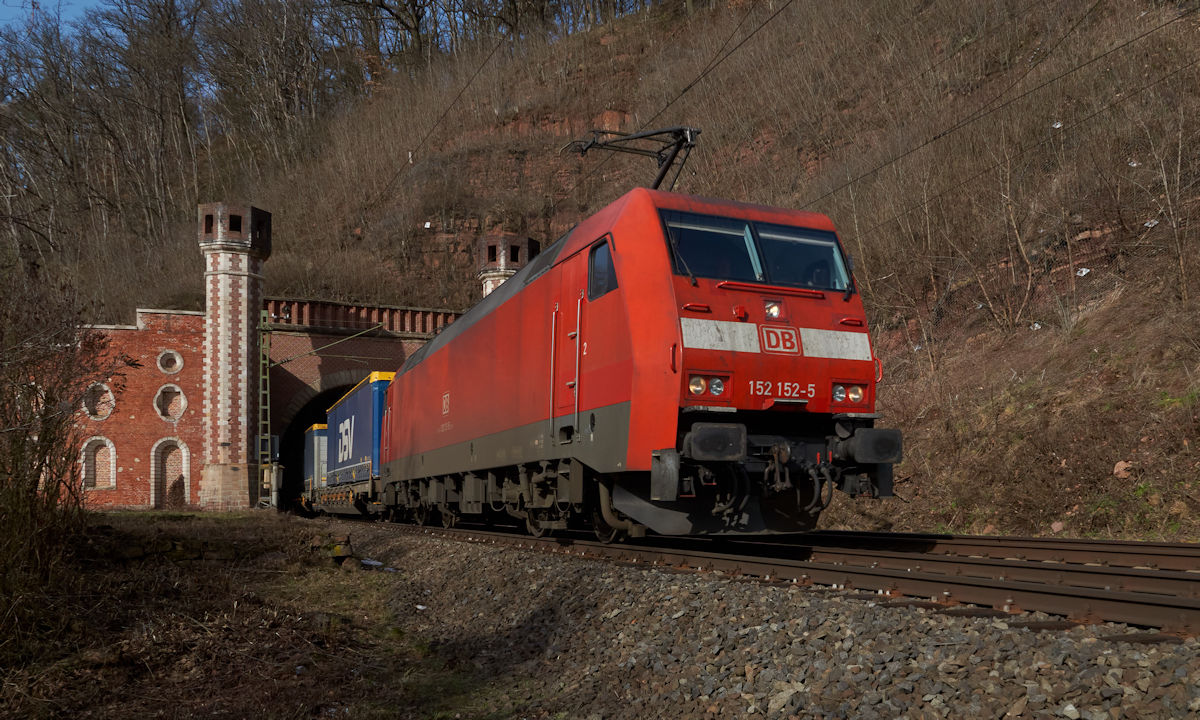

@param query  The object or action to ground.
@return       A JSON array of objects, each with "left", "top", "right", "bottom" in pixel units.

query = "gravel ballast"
[{"left": 330, "top": 520, "right": 1200, "bottom": 720}]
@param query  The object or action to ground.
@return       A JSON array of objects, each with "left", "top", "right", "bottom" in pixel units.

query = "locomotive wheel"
[
  {"left": 413, "top": 504, "right": 430, "bottom": 526},
  {"left": 525, "top": 514, "right": 547, "bottom": 538},
  {"left": 591, "top": 509, "right": 623, "bottom": 544},
  {"left": 441, "top": 509, "right": 458, "bottom": 529}
]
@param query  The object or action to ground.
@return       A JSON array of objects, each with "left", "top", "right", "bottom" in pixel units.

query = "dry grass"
[
  {"left": 241, "top": 0, "right": 1200, "bottom": 540},
  {"left": 0, "top": 512, "right": 528, "bottom": 719},
  {"left": 233, "top": 1, "right": 1198, "bottom": 316},
  {"left": 9, "top": 1, "right": 1197, "bottom": 539},
  {"left": 825, "top": 281, "right": 1200, "bottom": 540}
]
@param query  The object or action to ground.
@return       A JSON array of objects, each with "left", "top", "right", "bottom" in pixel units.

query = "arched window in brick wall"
[
  {"left": 154, "top": 384, "right": 186, "bottom": 422},
  {"left": 150, "top": 438, "right": 189, "bottom": 509},
  {"left": 82, "top": 383, "right": 115, "bottom": 420},
  {"left": 80, "top": 437, "right": 116, "bottom": 490}
]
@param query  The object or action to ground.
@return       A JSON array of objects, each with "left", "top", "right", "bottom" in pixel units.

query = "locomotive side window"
[{"left": 588, "top": 240, "right": 619, "bottom": 300}]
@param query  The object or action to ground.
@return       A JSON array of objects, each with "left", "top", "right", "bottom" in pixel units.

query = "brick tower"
[
  {"left": 478, "top": 232, "right": 538, "bottom": 296},
  {"left": 197, "top": 202, "right": 272, "bottom": 508}
]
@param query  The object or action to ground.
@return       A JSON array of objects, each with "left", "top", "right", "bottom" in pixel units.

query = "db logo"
[{"left": 761, "top": 326, "right": 800, "bottom": 354}]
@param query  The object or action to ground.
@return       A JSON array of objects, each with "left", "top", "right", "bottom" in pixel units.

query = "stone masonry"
[
  {"left": 80, "top": 203, "right": 460, "bottom": 510},
  {"left": 79, "top": 310, "right": 205, "bottom": 508},
  {"left": 197, "top": 203, "right": 271, "bottom": 509}
]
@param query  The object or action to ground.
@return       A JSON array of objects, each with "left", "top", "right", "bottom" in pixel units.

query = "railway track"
[
  {"left": 394, "top": 524, "right": 1200, "bottom": 635},
  {"left": 742, "top": 530, "right": 1200, "bottom": 572}
]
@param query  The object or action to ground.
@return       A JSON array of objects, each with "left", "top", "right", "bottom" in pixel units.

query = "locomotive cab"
[{"left": 603, "top": 194, "right": 902, "bottom": 535}]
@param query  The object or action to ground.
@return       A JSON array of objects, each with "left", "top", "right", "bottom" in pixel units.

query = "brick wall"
[
  {"left": 80, "top": 310, "right": 205, "bottom": 508},
  {"left": 268, "top": 332, "right": 427, "bottom": 432},
  {"left": 78, "top": 202, "right": 460, "bottom": 511},
  {"left": 80, "top": 308, "right": 442, "bottom": 510}
]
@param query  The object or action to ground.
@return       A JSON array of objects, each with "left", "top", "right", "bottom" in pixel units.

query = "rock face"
[{"left": 343, "top": 522, "right": 1200, "bottom": 719}]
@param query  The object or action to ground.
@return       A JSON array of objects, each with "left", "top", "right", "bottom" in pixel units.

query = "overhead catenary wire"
[
  {"left": 873, "top": 0, "right": 1046, "bottom": 107},
  {"left": 558, "top": 0, "right": 1101, "bottom": 208},
  {"left": 801, "top": 2, "right": 1197, "bottom": 210},
  {"left": 374, "top": 1, "right": 1194, "bottom": 234},
  {"left": 366, "top": 36, "right": 509, "bottom": 212},
  {"left": 846, "top": 53, "right": 1200, "bottom": 246},
  {"left": 944, "top": 0, "right": 1104, "bottom": 129},
  {"left": 420, "top": 2, "right": 1028, "bottom": 215},
  {"left": 640, "top": 0, "right": 794, "bottom": 130},
  {"left": 556, "top": 1, "right": 789, "bottom": 208}
]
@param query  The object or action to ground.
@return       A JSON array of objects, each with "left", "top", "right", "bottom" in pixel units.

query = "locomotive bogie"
[{"left": 382, "top": 459, "right": 601, "bottom": 535}]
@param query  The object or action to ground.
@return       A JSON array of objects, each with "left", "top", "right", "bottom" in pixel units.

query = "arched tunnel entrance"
[{"left": 276, "top": 384, "right": 354, "bottom": 508}]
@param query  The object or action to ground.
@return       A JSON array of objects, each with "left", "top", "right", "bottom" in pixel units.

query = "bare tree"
[{"left": 0, "top": 259, "right": 132, "bottom": 664}]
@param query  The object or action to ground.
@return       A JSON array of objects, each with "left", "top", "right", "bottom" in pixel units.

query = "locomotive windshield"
[{"left": 662, "top": 210, "right": 851, "bottom": 292}]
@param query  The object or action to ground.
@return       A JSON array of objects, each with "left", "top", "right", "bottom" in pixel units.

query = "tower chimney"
[
  {"left": 478, "top": 232, "right": 538, "bottom": 296},
  {"left": 197, "top": 202, "right": 271, "bottom": 508}
]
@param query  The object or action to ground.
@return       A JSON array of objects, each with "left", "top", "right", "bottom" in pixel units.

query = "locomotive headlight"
[
  {"left": 709, "top": 377, "right": 725, "bottom": 395},
  {"left": 689, "top": 376, "right": 707, "bottom": 395},
  {"left": 832, "top": 384, "right": 847, "bottom": 402},
  {"left": 847, "top": 385, "right": 864, "bottom": 403},
  {"left": 764, "top": 301, "right": 782, "bottom": 320}
]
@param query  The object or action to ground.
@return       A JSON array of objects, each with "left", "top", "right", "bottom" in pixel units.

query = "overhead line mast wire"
[
  {"left": 874, "top": 0, "right": 1044, "bottom": 107},
  {"left": 847, "top": 53, "right": 1200, "bottom": 246},
  {"left": 936, "top": 0, "right": 1104, "bottom": 139},
  {"left": 555, "top": 1, "right": 789, "bottom": 209},
  {"left": 802, "top": 1, "right": 1197, "bottom": 210},
  {"left": 804, "top": 0, "right": 1103, "bottom": 209},
  {"left": 639, "top": 0, "right": 793, "bottom": 129},
  {"left": 366, "top": 35, "right": 508, "bottom": 211},
  {"left": 558, "top": 0, "right": 1056, "bottom": 207}
]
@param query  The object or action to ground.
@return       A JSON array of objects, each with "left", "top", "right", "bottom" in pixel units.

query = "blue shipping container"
[
  {"left": 326, "top": 372, "right": 393, "bottom": 486},
  {"left": 303, "top": 424, "right": 328, "bottom": 495}
]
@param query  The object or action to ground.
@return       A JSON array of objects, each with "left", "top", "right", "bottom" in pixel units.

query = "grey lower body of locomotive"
[{"left": 377, "top": 403, "right": 901, "bottom": 536}]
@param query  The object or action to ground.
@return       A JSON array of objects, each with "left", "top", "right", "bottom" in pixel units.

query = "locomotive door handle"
[
  {"left": 549, "top": 307, "right": 557, "bottom": 442},
  {"left": 572, "top": 296, "right": 583, "bottom": 439},
  {"left": 874, "top": 357, "right": 883, "bottom": 382},
  {"left": 670, "top": 343, "right": 678, "bottom": 373}
]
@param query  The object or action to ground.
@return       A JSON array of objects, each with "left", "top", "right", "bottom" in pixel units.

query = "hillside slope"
[
  {"left": 237, "top": 1, "right": 1199, "bottom": 538},
  {"left": 11, "top": 0, "right": 1196, "bottom": 538}
]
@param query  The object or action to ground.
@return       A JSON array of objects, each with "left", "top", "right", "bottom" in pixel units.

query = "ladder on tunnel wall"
[{"left": 257, "top": 310, "right": 273, "bottom": 507}]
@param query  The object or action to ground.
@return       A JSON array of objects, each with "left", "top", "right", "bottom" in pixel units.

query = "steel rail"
[
  {"left": 395, "top": 526, "right": 1200, "bottom": 634},
  {"left": 720, "top": 531, "right": 1200, "bottom": 571},
  {"left": 789, "top": 547, "right": 1200, "bottom": 599}
]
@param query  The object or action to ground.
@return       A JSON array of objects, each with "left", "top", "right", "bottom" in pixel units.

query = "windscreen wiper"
[{"left": 669, "top": 230, "right": 698, "bottom": 286}]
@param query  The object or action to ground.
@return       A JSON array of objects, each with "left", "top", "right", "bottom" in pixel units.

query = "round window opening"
[
  {"left": 83, "top": 383, "right": 115, "bottom": 420},
  {"left": 157, "top": 350, "right": 183, "bottom": 375},
  {"left": 155, "top": 384, "right": 187, "bottom": 421}
]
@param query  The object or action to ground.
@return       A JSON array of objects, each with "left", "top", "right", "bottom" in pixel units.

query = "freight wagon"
[
  {"left": 302, "top": 423, "right": 327, "bottom": 499},
  {"left": 305, "top": 372, "right": 393, "bottom": 513}
]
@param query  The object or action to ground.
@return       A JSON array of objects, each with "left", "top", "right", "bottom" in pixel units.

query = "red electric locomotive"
[{"left": 379, "top": 187, "right": 901, "bottom": 537}]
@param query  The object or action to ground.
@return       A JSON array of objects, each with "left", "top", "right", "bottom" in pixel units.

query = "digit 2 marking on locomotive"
[
  {"left": 337, "top": 417, "right": 354, "bottom": 462},
  {"left": 761, "top": 326, "right": 800, "bottom": 354}
]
